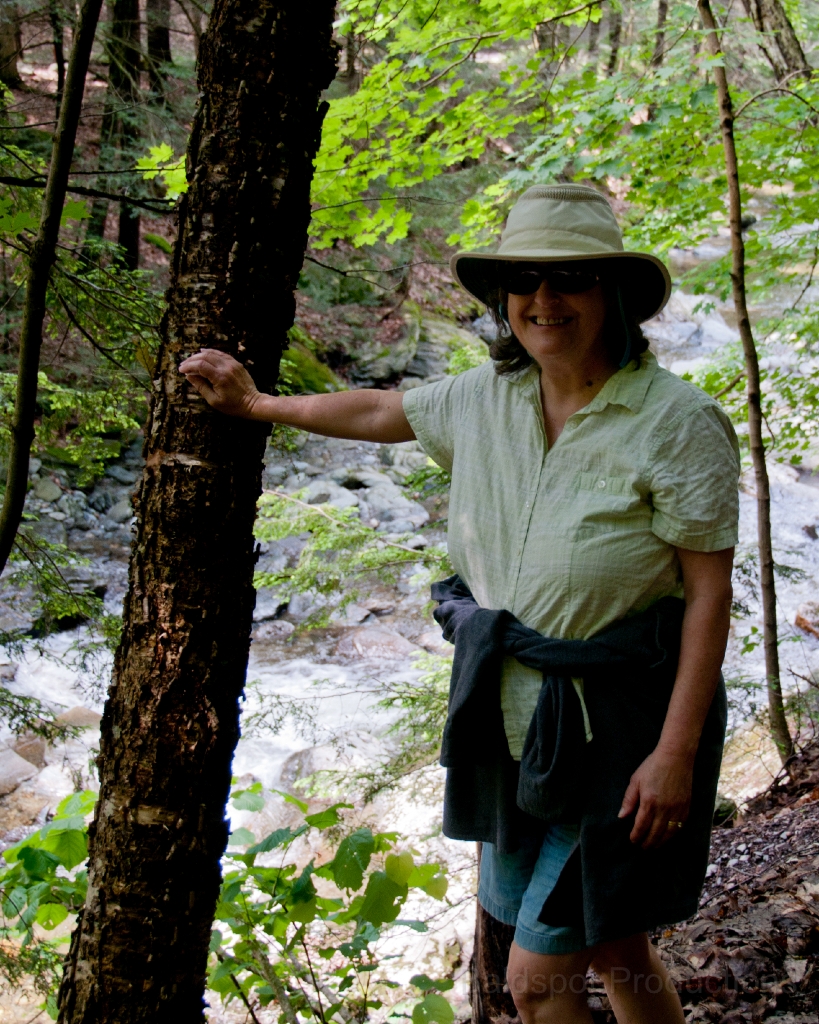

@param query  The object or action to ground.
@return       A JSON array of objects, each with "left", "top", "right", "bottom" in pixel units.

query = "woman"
[{"left": 180, "top": 184, "right": 739, "bottom": 1024}]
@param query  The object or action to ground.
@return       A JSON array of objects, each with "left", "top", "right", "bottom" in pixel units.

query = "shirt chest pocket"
[{"left": 570, "top": 473, "right": 649, "bottom": 539}]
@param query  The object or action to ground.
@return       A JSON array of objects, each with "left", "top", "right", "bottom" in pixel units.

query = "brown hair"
[{"left": 480, "top": 266, "right": 650, "bottom": 376}]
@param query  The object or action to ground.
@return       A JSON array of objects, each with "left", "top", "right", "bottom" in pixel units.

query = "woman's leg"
[
  {"left": 506, "top": 941, "right": 594, "bottom": 1024},
  {"left": 589, "top": 932, "right": 684, "bottom": 1024}
]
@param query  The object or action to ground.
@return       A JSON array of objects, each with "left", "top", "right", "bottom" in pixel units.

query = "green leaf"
[
  {"left": 394, "top": 920, "right": 428, "bottom": 932},
  {"left": 18, "top": 846, "right": 61, "bottom": 877},
  {"left": 247, "top": 825, "right": 306, "bottom": 855},
  {"left": 232, "top": 790, "right": 265, "bottom": 812},
  {"left": 228, "top": 828, "right": 256, "bottom": 847},
  {"left": 357, "top": 871, "right": 406, "bottom": 927},
  {"left": 385, "top": 851, "right": 414, "bottom": 885},
  {"left": 35, "top": 902, "right": 68, "bottom": 930},
  {"left": 42, "top": 828, "right": 88, "bottom": 870},
  {"left": 329, "top": 828, "right": 375, "bottom": 891},
  {"left": 421, "top": 874, "right": 448, "bottom": 901},
  {"left": 304, "top": 803, "right": 352, "bottom": 830},
  {"left": 410, "top": 976, "right": 454, "bottom": 993},
  {"left": 412, "top": 994, "right": 454, "bottom": 1024},
  {"left": 270, "top": 788, "right": 308, "bottom": 813}
]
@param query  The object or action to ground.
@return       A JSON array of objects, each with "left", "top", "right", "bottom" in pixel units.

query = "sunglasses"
[{"left": 498, "top": 263, "right": 600, "bottom": 296}]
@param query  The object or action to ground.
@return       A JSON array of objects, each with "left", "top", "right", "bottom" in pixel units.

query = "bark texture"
[
  {"left": 57, "top": 2, "right": 338, "bottom": 1021},
  {"left": 605, "top": 9, "right": 622, "bottom": 76},
  {"left": 698, "top": 0, "right": 793, "bottom": 764},
  {"left": 741, "top": 0, "right": 811, "bottom": 81},
  {"left": 471, "top": 846, "right": 518, "bottom": 1024},
  {"left": 0, "top": 2, "right": 21, "bottom": 87}
]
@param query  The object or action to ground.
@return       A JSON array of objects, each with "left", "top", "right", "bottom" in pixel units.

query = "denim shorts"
[{"left": 477, "top": 824, "right": 587, "bottom": 955}]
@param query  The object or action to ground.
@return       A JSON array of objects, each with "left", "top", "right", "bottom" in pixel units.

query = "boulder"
[
  {"left": 415, "top": 629, "right": 452, "bottom": 656},
  {"left": 107, "top": 497, "right": 133, "bottom": 524},
  {"left": 0, "top": 748, "right": 38, "bottom": 795},
  {"left": 54, "top": 706, "right": 102, "bottom": 729},
  {"left": 796, "top": 603, "right": 819, "bottom": 638},
  {"left": 33, "top": 477, "right": 62, "bottom": 503},
  {"left": 57, "top": 491, "right": 87, "bottom": 519},
  {"left": 403, "top": 316, "right": 488, "bottom": 380},
  {"left": 106, "top": 465, "right": 138, "bottom": 485},
  {"left": 335, "top": 627, "right": 419, "bottom": 660},
  {"left": 13, "top": 734, "right": 47, "bottom": 768},
  {"left": 252, "top": 620, "right": 295, "bottom": 641},
  {"left": 29, "top": 517, "right": 67, "bottom": 546},
  {"left": 253, "top": 588, "right": 286, "bottom": 622}
]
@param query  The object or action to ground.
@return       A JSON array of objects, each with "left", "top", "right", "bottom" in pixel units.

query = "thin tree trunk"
[
  {"left": 48, "top": 0, "right": 66, "bottom": 115},
  {"left": 0, "top": 3, "right": 21, "bottom": 87},
  {"left": 741, "top": 0, "right": 810, "bottom": 81},
  {"left": 652, "top": 0, "right": 668, "bottom": 67},
  {"left": 56, "top": 1, "right": 338, "bottom": 1020},
  {"left": 84, "top": 0, "right": 142, "bottom": 266},
  {"left": 698, "top": 0, "right": 793, "bottom": 766},
  {"left": 588, "top": 12, "right": 599, "bottom": 56},
  {"left": 146, "top": 0, "right": 171, "bottom": 96},
  {"left": 605, "top": 9, "right": 621, "bottom": 76},
  {"left": 0, "top": 0, "right": 104, "bottom": 576},
  {"left": 471, "top": 846, "right": 518, "bottom": 1024},
  {"left": 174, "top": 0, "right": 203, "bottom": 58}
]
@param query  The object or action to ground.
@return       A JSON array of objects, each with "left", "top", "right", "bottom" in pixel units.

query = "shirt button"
[{"left": 597, "top": 479, "right": 607, "bottom": 489}]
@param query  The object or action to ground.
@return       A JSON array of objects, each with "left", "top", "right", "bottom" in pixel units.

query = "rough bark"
[
  {"left": 146, "top": 0, "right": 171, "bottom": 95},
  {"left": 56, "top": 1, "right": 338, "bottom": 1021},
  {"left": 85, "top": 0, "right": 143, "bottom": 266},
  {"left": 741, "top": 0, "right": 811, "bottom": 81},
  {"left": 698, "top": 0, "right": 793, "bottom": 765},
  {"left": 0, "top": 2, "right": 21, "bottom": 87},
  {"left": 471, "top": 846, "right": 518, "bottom": 1024},
  {"left": 605, "top": 8, "right": 621, "bottom": 76},
  {"left": 0, "top": 0, "right": 104, "bottom": 576}
]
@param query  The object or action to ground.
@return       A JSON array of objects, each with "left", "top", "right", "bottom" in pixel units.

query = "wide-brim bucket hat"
[{"left": 451, "top": 184, "right": 672, "bottom": 324}]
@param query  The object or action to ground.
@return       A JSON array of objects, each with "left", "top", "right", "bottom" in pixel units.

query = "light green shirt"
[{"left": 403, "top": 351, "right": 740, "bottom": 759}]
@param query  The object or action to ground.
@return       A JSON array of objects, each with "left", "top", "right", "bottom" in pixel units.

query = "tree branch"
[
  {"left": 0, "top": 0, "right": 105, "bottom": 578},
  {"left": 0, "top": 175, "right": 173, "bottom": 212}
]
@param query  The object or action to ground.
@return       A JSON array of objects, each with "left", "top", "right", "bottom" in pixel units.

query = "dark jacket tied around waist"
[{"left": 432, "top": 575, "right": 727, "bottom": 947}]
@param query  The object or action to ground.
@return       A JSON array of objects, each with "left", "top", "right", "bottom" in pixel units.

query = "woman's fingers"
[{"left": 178, "top": 348, "right": 260, "bottom": 416}]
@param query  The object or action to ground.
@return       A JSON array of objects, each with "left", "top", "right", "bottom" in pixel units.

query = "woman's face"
[{"left": 504, "top": 264, "right": 610, "bottom": 371}]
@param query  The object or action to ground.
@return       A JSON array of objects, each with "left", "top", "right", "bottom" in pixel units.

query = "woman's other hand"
[
  {"left": 179, "top": 349, "right": 266, "bottom": 419},
  {"left": 617, "top": 747, "right": 693, "bottom": 849}
]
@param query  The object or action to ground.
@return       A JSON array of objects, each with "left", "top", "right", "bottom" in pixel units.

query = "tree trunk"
[
  {"left": 588, "top": 13, "right": 599, "bottom": 56},
  {"left": 0, "top": 0, "right": 104, "bottom": 577},
  {"left": 652, "top": 0, "right": 668, "bottom": 67},
  {"left": 0, "top": 3, "right": 21, "bottom": 87},
  {"left": 48, "top": 0, "right": 66, "bottom": 116},
  {"left": 85, "top": 0, "right": 142, "bottom": 265},
  {"left": 698, "top": 0, "right": 794, "bottom": 766},
  {"left": 56, "top": 2, "right": 338, "bottom": 1021},
  {"left": 605, "top": 9, "right": 622, "bottom": 76},
  {"left": 741, "top": 0, "right": 810, "bottom": 81},
  {"left": 471, "top": 849, "right": 518, "bottom": 1024},
  {"left": 146, "top": 0, "right": 171, "bottom": 95}
]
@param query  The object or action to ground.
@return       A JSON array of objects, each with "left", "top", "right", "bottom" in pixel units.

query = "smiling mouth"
[{"left": 530, "top": 316, "right": 572, "bottom": 326}]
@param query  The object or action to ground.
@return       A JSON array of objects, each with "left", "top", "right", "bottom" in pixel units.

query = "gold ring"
[{"left": 667, "top": 820, "right": 684, "bottom": 829}]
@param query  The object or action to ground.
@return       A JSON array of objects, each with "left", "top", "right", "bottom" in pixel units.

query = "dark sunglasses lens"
[
  {"left": 501, "top": 269, "right": 544, "bottom": 295},
  {"left": 500, "top": 266, "right": 599, "bottom": 295},
  {"left": 547, "top": 269, "right": 598, "bottom": 294}
]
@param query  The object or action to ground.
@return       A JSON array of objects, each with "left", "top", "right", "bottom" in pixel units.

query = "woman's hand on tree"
[
  {"left": 179, "top": 349, "right": 266, "bottom": 419},
  {"left": 617, "top": 747, "right": 693, "bottom": 849}
]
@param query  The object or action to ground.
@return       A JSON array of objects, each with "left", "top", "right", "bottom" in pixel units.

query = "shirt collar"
[{"left": 508, "top": 351, "right": 658, "bottom": 415}]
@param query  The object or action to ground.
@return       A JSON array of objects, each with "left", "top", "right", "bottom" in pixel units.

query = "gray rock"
[
  {"left": 404, "top": 316, "right": 489, "bottom": 378},
  {"left": 253, "top": 588, "right": 286, "bottom": 622},
  {"left": 13, "top": 734, "right": 47, "bottom": 768},
  {"left": 349, "top": 317, "right": 420, "bottom": 384},
  {"left": 287, "top": 591, "right": 328, "bottom": 622},
  {"left": 471, "top": 311, "right": 499, "bottom": 343},
  {"left": 263, "top": 465, "right": 288, "bottom": 488},
  {"left": 106, "top": 465, "right": 138, "bottom": 485},
  {"left": 0, "top": 748, "right": 38, "bottom": 795},
  {"left": 302, "top": 479, "right": 360, "bottom": 511},
  {"left": 331, "top": 603, "right": 372, "bottom": 625},
  {"left": 107, "top": 498, "right": 133, "bottom": 524},
  {"left": 335, "top": 627, "right": 419, "bottom": 660},
  {"left": 57, "top": 491, "right": 87, "bottom": 519},
  {"left": 379, "top": 519, "right": 416, "bottom": 534},
  {"left": 28, "top": 457, "right": 42, "bottom": 476},
  {"left": 253, "top": 619, "right": 296, "bottom": 640},
  {"left": 29, "top": 517, "right": 67, "bottom": 546},
  {"left": 88, "top": 489, "right": 114, "bottom": 513},
  {"left": 33, "top": 477, "right": 62, "bottom": 503}
]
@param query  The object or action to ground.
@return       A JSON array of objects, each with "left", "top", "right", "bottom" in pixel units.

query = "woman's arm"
[
  {"left": 618, "top": 546, "right": 734, "bottom": 849},
  {"left": 179, "top": 348, "right": 416, "bottom": 444}
]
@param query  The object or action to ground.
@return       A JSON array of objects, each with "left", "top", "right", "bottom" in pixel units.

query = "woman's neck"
[{"left": 536, "top": 352, "right": 619, "bottom": 448}]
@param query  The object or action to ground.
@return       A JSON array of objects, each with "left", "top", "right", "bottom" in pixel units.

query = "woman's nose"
[{"left": 533, "top": 279, "right": 560, "bottom": 304}]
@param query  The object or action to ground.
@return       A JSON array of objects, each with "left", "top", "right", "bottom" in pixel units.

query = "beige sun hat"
[{"left": 451, "top": 184, "right": 672, "bottom": 323}]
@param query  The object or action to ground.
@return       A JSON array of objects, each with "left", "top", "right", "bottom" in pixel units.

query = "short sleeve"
[
  {"left": 649, "top": 402, "right": 740, "bottom": 552},
  {"left": 402, "top": 373, "right": 469, "bottom": 473}
]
